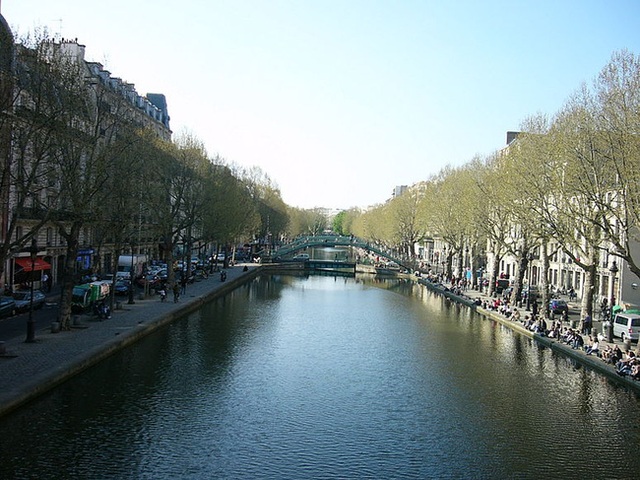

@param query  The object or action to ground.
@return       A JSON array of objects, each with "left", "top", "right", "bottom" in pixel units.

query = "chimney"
[{"left": 506, "top": 131, "right": 520, "bottom": 145}]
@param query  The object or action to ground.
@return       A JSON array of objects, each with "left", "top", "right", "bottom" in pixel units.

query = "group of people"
[
  {"left": 481, "top": 295, "right": 640, "bottom": 380},
  {"left": 615, "top": 350, "right": 640, "bottom": 378},
  {"left": 93, "top": 300, "right": 111, "bottom": 320},
  {"left": 157, "top": 283, "right": 181, "bottom": 303},
  {"left": 155, "top": 269, "right": 228, "bottom": 304}
]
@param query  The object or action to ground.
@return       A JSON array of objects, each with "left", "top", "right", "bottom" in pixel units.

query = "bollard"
[
  {"left": 0, "top": 341, "right": 5, "bottom": 355},
  {"left": 624, "top": 338, "right": 632, "bottom": 352}
]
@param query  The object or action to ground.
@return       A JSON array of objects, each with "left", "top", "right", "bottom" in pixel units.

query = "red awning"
[{"left": 15, "top": 257, "right": 52, "bottom": 272}]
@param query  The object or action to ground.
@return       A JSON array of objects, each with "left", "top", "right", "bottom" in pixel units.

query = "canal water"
[{"left": 1, "top": 273, "right": 640, "bottom": 479}]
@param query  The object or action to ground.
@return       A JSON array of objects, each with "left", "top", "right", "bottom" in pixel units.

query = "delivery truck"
[
  {"left": 71, "top": 280, "right": 111, "bottom": 312},
  {"left": 117, "top": 254, "right": 148, "bottom": 280}
]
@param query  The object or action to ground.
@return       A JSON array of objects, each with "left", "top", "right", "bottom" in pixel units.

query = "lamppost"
[
  {"left": 464, "top": 246, "right": 470, "bottom": 289},
  {"left": 442, "top": 247, "right": 447, "bottom": 279},
  {"left": 128, "top": 243, "right": 135, "bottom": 305},
  {"left": 526, "top": 252, "right": 535, "bottom": 311},
  {"left": 606, "top": 261, "right": 618, "bottom": 342},
  {"left": 25, "top": 238, "right": 38, "bottom": 343}
]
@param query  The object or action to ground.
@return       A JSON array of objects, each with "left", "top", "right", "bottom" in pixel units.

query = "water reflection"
[{"left": 0, "top": 274, "right": 639, "bottom": 479}]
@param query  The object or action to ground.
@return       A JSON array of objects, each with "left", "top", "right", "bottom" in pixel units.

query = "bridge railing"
[{"left": 273, "top": 236, "right": 417, "bottom": 271}]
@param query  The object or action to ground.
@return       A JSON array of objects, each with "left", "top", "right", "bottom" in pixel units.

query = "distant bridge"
[{"left": 271, "top": 235, "right": 414, "bottom": 271}]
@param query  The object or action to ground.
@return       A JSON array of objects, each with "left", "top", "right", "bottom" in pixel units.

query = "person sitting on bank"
[
  {"left": 609, "top": 345, "right": 623, "bottom": 365},
  {"left": 585, "top": 336, "right": 599, "bottom": 356},
  {"left": 524, "top": 315, "right": 534, "bottom": 330},
  {"left": 616, "top": 353, "right": 638, "bottom": 376},
  {"left": 572, "top": 332, "right": 585, "bottom": 350},
  {"left": 600, "top": 344, "right": 613, "bottom": 363},
  {"left": 561, "top": 328, "right": 573, "bottom": 345},
  {"left": 547, "top": 322, "right": 560, "bottom": 339},
  {"left": 509, "top": 309, "right": 520, "bottom": 322},
  {"left": 615, "top": 351, "right": 636, "bottom": 375}
]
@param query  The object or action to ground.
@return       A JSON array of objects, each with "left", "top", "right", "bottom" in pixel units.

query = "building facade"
[{"left": 1, "top": 34, "right": 172, "bottom": 292}]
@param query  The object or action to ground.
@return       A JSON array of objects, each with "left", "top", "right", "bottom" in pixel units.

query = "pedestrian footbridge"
[{"left": 272, "top": 235, "right": 412, "bottom": 271}]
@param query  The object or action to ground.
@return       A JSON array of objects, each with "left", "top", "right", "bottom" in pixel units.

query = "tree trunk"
[
  {"left": 58, "top": 222, "right": 81, "bottom": 330},
  {"left": 510, "top": 251, "right": 528, "bottom": 307},
  {"left": 540, "top": 244, "right": 551, "bottom": 319},
  {"left": 488, "top": 245, "right": 501, "bottom": 297},
  {"left": 445, "top": 253, "right": 453, "bottom": 281},
  {"left": 580, "top": 259, "right": 597, "bottom": 321}
]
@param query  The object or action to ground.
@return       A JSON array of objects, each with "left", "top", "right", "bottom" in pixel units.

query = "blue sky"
[{"left": 2, "top": 1, "right": 639, "bottom": 210}]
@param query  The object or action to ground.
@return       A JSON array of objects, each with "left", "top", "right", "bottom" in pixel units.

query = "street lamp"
[
  {"left": 609, "top": 261, "right": 618, "bottom": 307},
  {"left": 606, "top": 261, "right": 619, "bottom": 342},
  {"left": 25, "top": 238, "right": 38, "bottom": 343},
  {"left": 128, "top": 243, "right": 135, "bottom": 305},
  {"left": 442, "top": 247, "right": 448, "bottom": 278},
  {"left": 464, "top": 245, "right": 470, "bottom": 289}
]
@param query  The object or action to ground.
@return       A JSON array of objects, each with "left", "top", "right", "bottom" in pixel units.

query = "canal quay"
[
  {"left": 1, "top": 263, "right": 640, "bottom": 479},
  {"left": 420, "top": 278, "right": 640, "bottom": 395},
  {"left": 0, "top": 264, "right": 260, "bottom": 417}
]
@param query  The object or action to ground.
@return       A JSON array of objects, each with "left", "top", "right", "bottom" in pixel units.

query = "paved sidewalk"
[{"left": 0, "top": 264, "right": 260, "bottom": 417}]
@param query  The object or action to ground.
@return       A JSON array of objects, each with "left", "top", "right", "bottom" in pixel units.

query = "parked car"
[
  {"left": 495, "top": 279, "right": 510, "bottom": 294},
  {"left": 612, "top": 313, "right": 640, "bottom": 342},
  {"left": 549, "top": 299, "right": 569, "bottom": 315},
  {"left": 155, "top": 268, "right": 168, "bottom": 281},
  {"left": 114, "top": 280, "right": 131, "bottom": 296},
  {"left": 0, "top": 297, "right": 17, "bottom": 318},
  {"left": 292, "top": 253, "right": 310, "bottom": 261},
  {"left": 12, "top": 290, "right": 47, "bottom": 312}
]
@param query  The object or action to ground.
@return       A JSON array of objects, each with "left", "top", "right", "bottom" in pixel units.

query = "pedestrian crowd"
[{"left": 464, "top": 285, "right": 640, "bottom": 382}]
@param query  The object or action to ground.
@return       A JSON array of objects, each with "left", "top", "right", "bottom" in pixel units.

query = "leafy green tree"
[
  {"left": 200, "top": 159, "right": 260, "bottom": 254},
  {"left": 422, "top": 166, "right": 475, "bottom": 279},
  {"left": 386, "top": 185, "right": 427, "bottom": 260},
  {"left": 241, "top": 166, "right": 289, "bottom": 252},
  {"left": 332, "top": 211, "right": 347, "bottom": 236},
  {"left": 585, "top": 50, "right": 640, "bottom": 279}
]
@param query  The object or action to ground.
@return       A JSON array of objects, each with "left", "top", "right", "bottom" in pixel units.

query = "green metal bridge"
[{"left": 271, "top": 235, "right": 414, "bottom": 271}]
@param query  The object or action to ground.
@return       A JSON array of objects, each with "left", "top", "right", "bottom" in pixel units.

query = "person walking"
[
  {"left": 582, "top": 314, "right": 592, "bottom": 335},
  {"left": 172, "top": 283, "right": 180, "bottom": 303}
]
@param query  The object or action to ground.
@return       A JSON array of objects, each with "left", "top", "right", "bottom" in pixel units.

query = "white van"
[{"left": 612, "top": 313, "right": 640, "bottom": 342}]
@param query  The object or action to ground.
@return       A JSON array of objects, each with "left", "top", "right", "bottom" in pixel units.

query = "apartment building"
[{"left": 1, "top": 27, "right": 172, "bottom": 291}]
